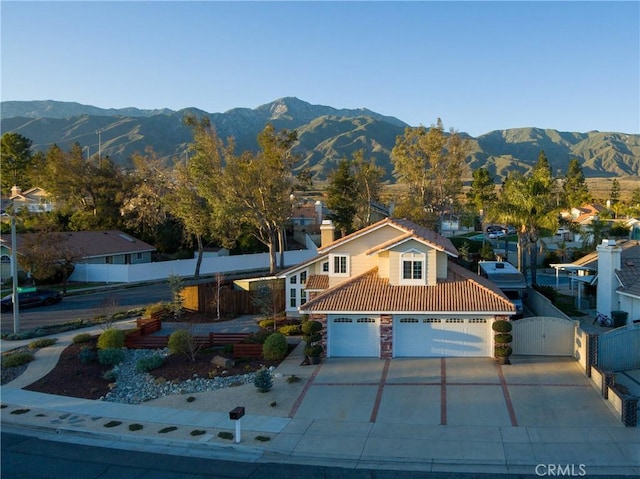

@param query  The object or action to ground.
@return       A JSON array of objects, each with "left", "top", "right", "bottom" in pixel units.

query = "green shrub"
[
  {"left": 262, "top": 333, "right": 288, "bottom": 361},
  {"left": 97, "top": 348, "right": 125, "bottom": 366},
  {"left": 495, "top": 346, "right": 513, "bottom": 357},
  {"left": 278, "top": 324, "right": 302, "bottom": 336},
  {"left": 28, "top": 338, "right": 58, "bottom": 349},
  {"left": 301, "top": 320, "right": 322, "bottom": 335},
  {"left": 103, "top": 368, "right": 118, "bottom": 381},
  {"left": 136, "top": 354, "right": 164, "bottom": 373},
  {"left": 2, "top": 351, "right": 35, "bottom": 368},
  {"left": 144, "top": 302, "right": 170, "bottom": 319},
  {"left": 254, "top": 367, "right": 273, "bottom": 393},
  {"left": 258, "top": 318, "right": 284, "bottom": 329},
  {"left": 494, "top": 333, "right": 513, "bottom": 344},
  {"left": 168, "top": 329, "right": 194, "bottom": 355},
  {"left": 492, "top": 320, "right": 513, "bottom": 333},
  {"left": 78, "top": 346, "right": 97, "bottom": 364},
  {"left": 304, "top": 344, "right": 323, "bottom": 358},
  {"left": 97, "top": 328, "right": 125, "bottom": 350},
  {"left": 72, "top": 333, "right": 93, "bottom": 344}
]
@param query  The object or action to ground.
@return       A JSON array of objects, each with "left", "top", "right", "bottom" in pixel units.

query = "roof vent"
[{"left": 118, "top": 233, "right": 136, "bottom": 242}]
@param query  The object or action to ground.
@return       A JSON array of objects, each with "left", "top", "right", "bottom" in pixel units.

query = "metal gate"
[{"left": 512, "top": 316, "right": 578, "bottom": 356}]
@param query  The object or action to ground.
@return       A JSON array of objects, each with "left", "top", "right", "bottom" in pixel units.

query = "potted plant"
[
  {"left": 492, "top": 319, "right": 513, "bottom": 365},
  {"left": 302, "top": 320, "right": 323, "bottom": 364},
  {"left": 494, "top": 346, "right": 513, "bottom": 365},
  {"left": 303, "top": 344, "right": 323, "bottom": 364}
]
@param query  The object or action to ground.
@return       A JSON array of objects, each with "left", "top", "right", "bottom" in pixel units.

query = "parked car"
[
  {"left": 489, "top": 230, "right": 506, "bottom": 239},
  {"left": 0, "top": 289, "right": 63, "bottom": 313}
]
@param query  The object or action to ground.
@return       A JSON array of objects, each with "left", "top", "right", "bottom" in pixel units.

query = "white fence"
[{"left": 69, "top": 249, "right": 316, "bottom": 284}]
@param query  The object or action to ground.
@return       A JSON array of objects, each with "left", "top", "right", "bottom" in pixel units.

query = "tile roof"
[
  {"left": 2, "top": 230, "right": 156, "bottom": 259},
  {"left": 616, "top": 256, "right": 640, "bottom": 298},
  {"left": 573, "top": 240, "right": 640, "bottom": 269},
  {"left": 300, "top": 262, "right": 515, "bottom": 314},
  {"left": 305, "top": 274, "right": 329, "bottom": 291}
]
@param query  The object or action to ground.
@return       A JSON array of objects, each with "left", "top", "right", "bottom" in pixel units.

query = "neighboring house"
[
  {"left": 561, "top": 203, "right": 606, "bottom": 226},
  {"left": 8, "top": 186, "right": 54, "bottom": 213},
  {"left": 1, "top": 230, "right": 156, "bottom": 279},
  {"left": 553, "top": 239, "right": 640, "bottom": 324},
  {"left": 595, "top": 239, "right": 640, "bottom": 324},
  {"left": 279, "top": 218, "right": 515, "bottom": 358}
]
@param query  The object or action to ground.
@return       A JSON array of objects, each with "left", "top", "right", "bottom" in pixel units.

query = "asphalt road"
[
  {"left": 0, "top": 283, "right": 172, "bottom": 334},
  {"left": 1, "top": 431, "right": 551, "bottom": 479}
]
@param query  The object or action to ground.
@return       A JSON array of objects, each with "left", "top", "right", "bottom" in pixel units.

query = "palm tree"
[{"left": 487, "top": 152, "right": 559, "bottom": 285}]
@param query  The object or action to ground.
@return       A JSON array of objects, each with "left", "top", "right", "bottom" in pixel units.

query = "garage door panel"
[
  {"left": 395, "top": 317, "right": 490, "bottom": 357},
  {"left": 329, "top": 316, "right": 379, "bottom": 357}
]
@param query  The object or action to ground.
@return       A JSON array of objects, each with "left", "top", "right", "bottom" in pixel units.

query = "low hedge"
[{"left": 2, "top": 351, "right": 35, "bottom": 368}]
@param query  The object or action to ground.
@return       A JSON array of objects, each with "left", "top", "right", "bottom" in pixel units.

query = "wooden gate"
[{"left": 512, "top": 316, "right": 578, "bottom": 356}]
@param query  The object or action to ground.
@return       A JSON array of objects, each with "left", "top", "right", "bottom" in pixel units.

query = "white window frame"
[
  {"left": 399, "top": 250, "right": 425, "bottom": 285},
  {"left": 329, "top": 253, "right": 350, "bottom": 277}
]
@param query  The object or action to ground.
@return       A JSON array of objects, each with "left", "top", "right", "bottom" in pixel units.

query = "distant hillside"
[{"left": 1, "top": 98, "right": 638, "bottom": 181}]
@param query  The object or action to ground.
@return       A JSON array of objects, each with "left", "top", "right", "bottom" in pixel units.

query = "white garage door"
[
  {"left": 329, "top": 316, "right": 380, "bottom": 357},
  {"left": 394, "top": 317, "right": 491, "bottom": 357}
]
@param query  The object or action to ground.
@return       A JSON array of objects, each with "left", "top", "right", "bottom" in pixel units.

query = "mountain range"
[{"left": 2, "top": 98, "right": 638, "bottom": 181}]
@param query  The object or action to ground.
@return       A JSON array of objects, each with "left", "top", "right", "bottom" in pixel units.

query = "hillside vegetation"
[{"left": 2, "top": 98, "right": 638, "bottom": 181}]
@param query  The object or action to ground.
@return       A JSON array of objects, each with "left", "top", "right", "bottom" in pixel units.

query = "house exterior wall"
[
  {"left": 618, "top": 294, "right": 640, "bottom": 325},
  {"left": 596, "top": 240, "right": 622, "bottom": 316},
  {"left": 387, "top": 239, "right": 441, "bottom": 286},
  {"left": 436, "top": 251, "right": 448, "bottom": 279}
]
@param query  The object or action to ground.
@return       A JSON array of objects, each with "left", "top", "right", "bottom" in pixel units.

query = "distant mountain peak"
[{"left": 1, "top": 99, "right": 638, "bottom": 180}]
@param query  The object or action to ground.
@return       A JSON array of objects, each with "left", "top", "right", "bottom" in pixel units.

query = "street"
[
  {"left": 1, "top": 431, "right": 553, "bottom": 479},
  {"left": 0, "top": 283, "right": 172, "bottom": 334}
]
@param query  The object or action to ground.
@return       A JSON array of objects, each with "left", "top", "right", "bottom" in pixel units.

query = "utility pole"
[
  {"left": 10, "top": 214, "right": 20, "bottom": 333},
  {"left": 96, "top": 129, "right": 103, "bottom": 158}
]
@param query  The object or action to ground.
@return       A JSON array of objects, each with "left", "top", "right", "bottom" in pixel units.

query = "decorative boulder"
[{"left": 211, "top": 355, "right": 235, "bottom": 369}]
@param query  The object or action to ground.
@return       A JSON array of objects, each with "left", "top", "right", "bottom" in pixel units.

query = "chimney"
[
  {"left": 315, "top": 200, "right": 323, "bottom": 224},
  {"left": 596, "top": 239, "right": 621, "bottom": 317},
  {"left": 320, "top": 219, "right": 335, "bottom": 248},
  {"left": 10, "top": 186, "right": 21, "bottom": 198}
]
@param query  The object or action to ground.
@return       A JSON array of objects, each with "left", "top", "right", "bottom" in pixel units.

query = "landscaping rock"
[{"left": 211, "top": 355, "right": 235, "bottom": 369}]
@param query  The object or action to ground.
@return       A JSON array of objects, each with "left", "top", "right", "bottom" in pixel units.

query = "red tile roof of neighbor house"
[
  {"left": 2, "top": 230, "right": 156, "bottom": 259},
  {"left": 300, "top": 262, "right": 515, "bottom": 314},
  {"left": 319, "top": 217, "right": 458, "bottom": 257},
  {"left": 305, "top": 274, "right": 330, "bottom": 291}
]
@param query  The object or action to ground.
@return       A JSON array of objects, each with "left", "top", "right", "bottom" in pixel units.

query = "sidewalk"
[{"left": 2, "top": 327, "right": 640, "bottom": 476}]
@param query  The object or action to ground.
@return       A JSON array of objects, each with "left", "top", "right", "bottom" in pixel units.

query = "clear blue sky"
[{"left": 2, "top": 1, "right": 638, "bottom": 136}]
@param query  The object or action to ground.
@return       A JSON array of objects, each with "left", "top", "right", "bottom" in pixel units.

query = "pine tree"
[
  {"left": 325, "top": 159, "right": 358, "bottom": 237},
  {"left": 254, "top": 367, "right": 273, "bottom": 393},
  {"left": 563, "top": 158, "right": 591, "bottom": 208}
]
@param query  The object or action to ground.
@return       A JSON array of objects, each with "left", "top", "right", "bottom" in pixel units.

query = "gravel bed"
[{"left": 102, "top": 349, "right": 261, "bottom": 404}]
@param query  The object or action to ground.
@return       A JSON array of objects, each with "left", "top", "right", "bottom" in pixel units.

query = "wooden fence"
[
  {"left": 181, "top": 284, "right": 285, "bottom": 315},
  {"left": 124, "top": 317, "right": 254, "bottom": 354}
]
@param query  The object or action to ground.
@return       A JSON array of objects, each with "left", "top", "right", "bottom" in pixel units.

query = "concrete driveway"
[
  {"left": 292, "top": 356, "right": 619, "bottom": 428},
  {"left": 279, "top": 355, "right": 637, "bottom": 470}
]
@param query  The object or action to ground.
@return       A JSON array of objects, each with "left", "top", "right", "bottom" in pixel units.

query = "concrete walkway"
[{"left": 2, "top": 324, "right": 639, "bottom": 476}]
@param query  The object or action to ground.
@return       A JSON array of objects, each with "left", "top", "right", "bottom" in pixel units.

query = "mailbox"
[{"left": 229, "top": 406, "right": 245, "bottom": 420}]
